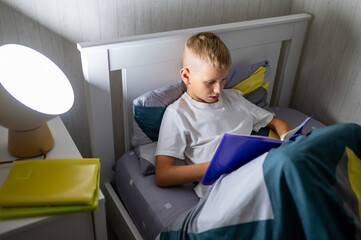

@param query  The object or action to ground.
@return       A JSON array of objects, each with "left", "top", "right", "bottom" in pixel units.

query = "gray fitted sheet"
[
  {"left": 114, "top": 107, "right": 325, "bottom": 240},
  {"left": 115, "top": 152, "right": 199, "bottom": 240}
]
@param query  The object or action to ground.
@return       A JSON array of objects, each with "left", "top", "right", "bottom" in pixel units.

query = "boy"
[{"left": 155, "top": 32, "right": 291, "bottom": 195}]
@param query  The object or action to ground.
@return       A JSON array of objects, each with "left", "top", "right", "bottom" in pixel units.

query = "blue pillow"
[{"left": 134, "top": 106, "right": 166, "bottom": 142}]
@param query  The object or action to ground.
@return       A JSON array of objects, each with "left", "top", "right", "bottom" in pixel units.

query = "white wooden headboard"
[{"left": 77, "top": 13, "right": 311, "bottom": 186}]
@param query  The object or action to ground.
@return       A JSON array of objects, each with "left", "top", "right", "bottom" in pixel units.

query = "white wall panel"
[{"left": 291, "top": 0, "right": 361, "bottom": 125}]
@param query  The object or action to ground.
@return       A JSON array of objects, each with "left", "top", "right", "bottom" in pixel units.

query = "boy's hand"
[{"left": 267, "top": 116, "right": 291, "bottom": 140}]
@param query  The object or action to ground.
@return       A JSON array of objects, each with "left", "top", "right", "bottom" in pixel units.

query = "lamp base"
[{"left": 8, "top": 124, "right": 54, "bottom": 158}]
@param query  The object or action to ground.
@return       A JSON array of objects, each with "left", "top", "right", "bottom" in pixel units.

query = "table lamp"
[{"left": 0, "top": 44, "right": 74, "bottom": 158}]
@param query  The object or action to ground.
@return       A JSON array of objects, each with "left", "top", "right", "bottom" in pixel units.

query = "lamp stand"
[{"left": 8, "top": 123, "right": 54, "bottom": 158}]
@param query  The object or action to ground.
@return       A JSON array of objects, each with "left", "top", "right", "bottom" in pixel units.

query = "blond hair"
[{"left": 183, "top": 32, "right": 231, "bottom": 70}]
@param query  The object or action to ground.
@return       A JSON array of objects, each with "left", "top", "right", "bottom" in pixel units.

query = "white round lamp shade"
[
  {"left": 0, "top": 44, "right": 74, "bottom": 157},
  {"left": 0, "top": 44, "right": 74, "bottom": 130}
]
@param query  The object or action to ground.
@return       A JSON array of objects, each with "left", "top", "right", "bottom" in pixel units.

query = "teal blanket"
[{"left": 160, "top": 123, "right": 361, "bottom": 240}]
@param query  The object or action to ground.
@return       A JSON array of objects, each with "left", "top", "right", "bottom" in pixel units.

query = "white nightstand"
[{"left": 0, "top": 117, "right": 107, "bottom": 240}]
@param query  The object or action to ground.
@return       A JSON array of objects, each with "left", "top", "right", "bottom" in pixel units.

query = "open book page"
[{"left": 281, "top": 115, "right": 313, "bottom": 141}]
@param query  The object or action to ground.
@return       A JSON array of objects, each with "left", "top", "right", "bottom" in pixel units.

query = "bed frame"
[{"left": 77, "top": 13, "right": 311, "bottom": 239}]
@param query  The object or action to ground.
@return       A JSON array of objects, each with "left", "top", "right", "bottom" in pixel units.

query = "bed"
[{"left": 77, "top": 13, "right": 361, "bottom": 240}]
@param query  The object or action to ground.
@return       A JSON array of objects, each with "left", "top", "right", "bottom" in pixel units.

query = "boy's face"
[{"left": 181, "top": 64, "right": 228, "bottom": 104}]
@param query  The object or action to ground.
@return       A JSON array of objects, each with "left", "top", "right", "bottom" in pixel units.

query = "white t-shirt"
[{"left": 155, "top": 89, "right": 274, "bottom": 165}]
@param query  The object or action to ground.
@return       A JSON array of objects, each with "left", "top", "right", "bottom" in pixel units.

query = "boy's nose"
[{"left": 214, "top": 84, "right": 222, "bottom": 94}]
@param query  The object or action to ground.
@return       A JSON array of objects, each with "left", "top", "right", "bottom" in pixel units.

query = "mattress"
[{"left": 114, "top": 107, "right": 325, "bottom": 240}]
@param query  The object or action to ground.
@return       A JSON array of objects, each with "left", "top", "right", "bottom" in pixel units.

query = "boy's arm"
[
  {"left": 267, "top": 116, "right": 291, "bottom": 140},
  {"left": 155, "top": 155, "right": 209, "bottom": 187}
]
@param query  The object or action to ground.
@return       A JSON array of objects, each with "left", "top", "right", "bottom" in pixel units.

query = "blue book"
[{"left": 201, "top": 115, "right": 313, "bottom": 185}]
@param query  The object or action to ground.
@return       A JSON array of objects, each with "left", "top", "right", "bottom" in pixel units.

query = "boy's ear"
[{"left": 180, "top": 68, "right": 191, "bottom": 85}]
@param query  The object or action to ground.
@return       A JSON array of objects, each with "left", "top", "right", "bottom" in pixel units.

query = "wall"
[
  {"left": 291, "top": 0, "right": 361, "bottom": 125},
  {"left": 1, "top": 0, "right": 360, "bottom": 157}
]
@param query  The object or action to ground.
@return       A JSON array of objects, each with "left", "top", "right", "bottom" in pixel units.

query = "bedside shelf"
[{"left": 0, "top": 117, "right": 107, "bottom": 240}]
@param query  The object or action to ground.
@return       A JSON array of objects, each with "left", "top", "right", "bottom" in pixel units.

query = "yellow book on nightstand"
[{"left": 0, "top": 158, "right": 100, "bottom": 219}]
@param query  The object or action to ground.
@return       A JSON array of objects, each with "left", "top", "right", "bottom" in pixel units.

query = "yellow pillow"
[
  {"left": 232, "top": 67, "right": 269, "bottom": 95},
  {"left": 268, "top": 129, "right": 280, "bottom": 140}
]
